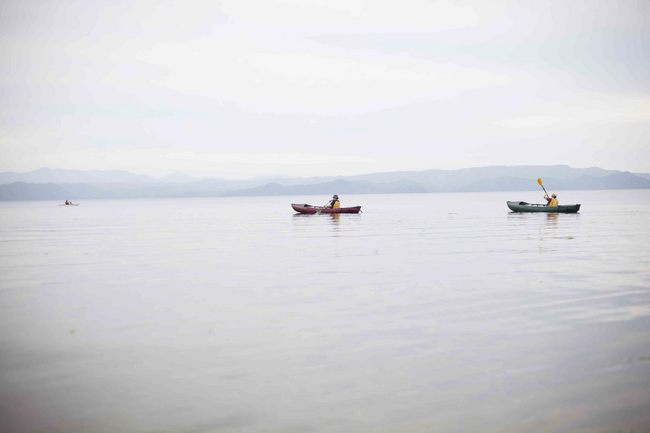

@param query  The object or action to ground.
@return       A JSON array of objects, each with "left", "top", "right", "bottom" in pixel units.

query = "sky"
[{"left": 1, "top": 0, "right": 649, "bottom": 178}]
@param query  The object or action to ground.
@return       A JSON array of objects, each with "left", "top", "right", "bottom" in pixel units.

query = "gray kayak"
[{"left": 507, "top": 201, "right": 581, "bottom": 213}]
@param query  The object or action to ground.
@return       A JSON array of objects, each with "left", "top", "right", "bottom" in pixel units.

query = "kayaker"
[
  {"left": 327, "top": 195, "right": 341, "bottom": 209},
  {"left": 544, "top": 193, "right": 559, "bottom": 207},
  {"left": 65, "top": 200, "right": 70, "bottom": 205}
]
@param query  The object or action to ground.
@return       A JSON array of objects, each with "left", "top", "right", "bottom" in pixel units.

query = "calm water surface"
[{"left": 1, "top": 191, "right": 649, "bottom": 433}]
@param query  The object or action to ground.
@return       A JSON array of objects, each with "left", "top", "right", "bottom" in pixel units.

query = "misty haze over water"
[{"left": 1, "top": 190, "right": 649, "bottom": 433}]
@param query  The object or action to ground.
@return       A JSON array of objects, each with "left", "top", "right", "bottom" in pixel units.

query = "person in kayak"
[
  {"left": 65, "top": 200, "right": 70, "bottom": 205},
  {"left": 544, "top": 193, "right": 559, "bottom": 207},
  {"left": 326, "top": 195, "right": 341, "bottom": 209}
]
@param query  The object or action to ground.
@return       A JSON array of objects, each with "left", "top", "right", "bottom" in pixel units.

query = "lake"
[{"left": 1, "top": 190, "right": 649, "bottom": 433}]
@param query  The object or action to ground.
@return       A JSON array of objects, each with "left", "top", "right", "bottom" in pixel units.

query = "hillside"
[{"left": 1, "top": 165, "right": 649, "bottom": 201}]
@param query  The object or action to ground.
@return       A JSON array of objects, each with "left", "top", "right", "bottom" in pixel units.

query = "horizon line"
[{"left": 1, "top": 163, "right": 647, "bottom": 181}]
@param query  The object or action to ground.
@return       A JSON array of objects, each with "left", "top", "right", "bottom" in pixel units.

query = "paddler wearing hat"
[
  {"left": 326, "top": 194, "right": 341, "bottom": 209},
  {"left": 544, "top": 193, "right": 559, "bottom": 207}
]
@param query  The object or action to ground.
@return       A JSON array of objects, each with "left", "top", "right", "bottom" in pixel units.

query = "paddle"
[{"left": 537, "top": 178, "right": 549, "bottom": 197}]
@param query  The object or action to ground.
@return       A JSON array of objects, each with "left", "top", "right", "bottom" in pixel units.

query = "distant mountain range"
[
  {"left": 1, "top": 166, "right": 649, "bottom": 201},
  {"left": 0, "top": 167, "right": 203, "bottom": 184}
]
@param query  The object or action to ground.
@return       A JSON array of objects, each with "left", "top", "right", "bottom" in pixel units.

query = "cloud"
[
  {"left": 219, "top": 0, "right": 481, "bottom": 33},
  {"left": 166, "top": 151, "right": 374, "bottom": 165},
  {"left": 493, "top": 94, "right": 650, "bottom": 130},
  {"left": 1, "top": 0, "right": 649, "bottom": 175}
]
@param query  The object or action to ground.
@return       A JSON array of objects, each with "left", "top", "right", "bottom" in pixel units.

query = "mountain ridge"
[{"left": 1, "top": 166, "right": 649, "bottom": 201}]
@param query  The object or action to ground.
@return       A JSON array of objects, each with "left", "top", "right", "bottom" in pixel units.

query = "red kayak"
[{"left": 292, "top": 203, "right": 361, "bottom": 214}]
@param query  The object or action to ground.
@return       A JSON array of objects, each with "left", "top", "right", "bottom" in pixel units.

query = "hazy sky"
[{"left": 1, "top": 0, "right": 649, "bottom": 177}]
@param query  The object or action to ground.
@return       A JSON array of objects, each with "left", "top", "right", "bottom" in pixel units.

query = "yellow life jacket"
[
  {"left": 548, "top": 198, "right": 558, "bottom": 207},
  {"left": 332, "top": 200, "right": 340, "bottom": 209}
]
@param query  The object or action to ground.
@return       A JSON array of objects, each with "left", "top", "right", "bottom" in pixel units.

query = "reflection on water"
[
  {"left": 506, "top": 210, "right": 582, "bottom": 242},
  {"left": 546, "top": 212, "right": 559, "bottom": 224},
  {"left": 0, "top": 191, "right": 649, "bottom": 433}
]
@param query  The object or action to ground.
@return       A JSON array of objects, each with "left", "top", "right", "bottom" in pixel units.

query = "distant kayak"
[
  {"left": 59, "top": 203, "right": 79, "bottom": 206},
  {"left": 507, "top": 201, "right": 580, "bottom": 213},
  {"left": 292, "top": 203, "right": 361, "bottom": 214}
]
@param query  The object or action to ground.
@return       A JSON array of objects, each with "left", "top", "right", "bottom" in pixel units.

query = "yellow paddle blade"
[{"left": 537, "top": 178, "right": 543, "bottom": 186}]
